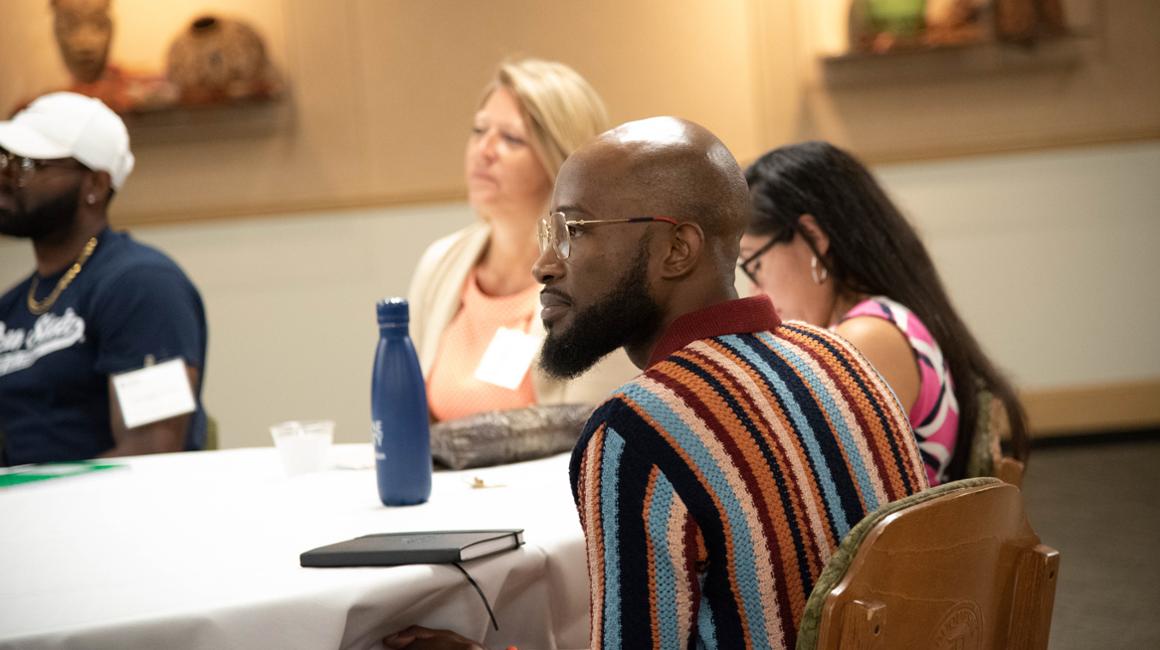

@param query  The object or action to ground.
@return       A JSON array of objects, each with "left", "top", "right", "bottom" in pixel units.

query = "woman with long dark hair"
[{"left": 741, "top": 141, "right": 1028, "bottom": 484}]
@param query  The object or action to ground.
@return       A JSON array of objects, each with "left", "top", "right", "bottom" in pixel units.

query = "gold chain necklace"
[{"left": 26, "top": 236, "right": 99, "bottom": 315}]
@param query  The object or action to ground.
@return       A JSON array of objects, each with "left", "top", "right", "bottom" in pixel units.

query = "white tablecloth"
[{"left": 0, "top": 445, "right": 591, "bottom": 650}]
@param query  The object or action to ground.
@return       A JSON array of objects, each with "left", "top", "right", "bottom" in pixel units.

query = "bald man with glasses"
[{"left": 386, "top": 117, "right": 926, "bottom": 650}]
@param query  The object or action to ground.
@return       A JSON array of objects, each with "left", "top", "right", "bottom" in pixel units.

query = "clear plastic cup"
[{"left": 270, "top": 420, "right": 334, "bottom": 476}]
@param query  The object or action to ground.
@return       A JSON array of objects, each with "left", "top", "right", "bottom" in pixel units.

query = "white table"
[{"left": 0, "top": 445, "right": 591, "bottom": 650}]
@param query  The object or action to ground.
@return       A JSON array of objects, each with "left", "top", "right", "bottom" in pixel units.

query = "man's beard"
[
  {"left": 0, "top": 184, "right": 81, "bottom": 240},
  {"left": 539, "top": 247, "right": 663, "bottom": 379}
]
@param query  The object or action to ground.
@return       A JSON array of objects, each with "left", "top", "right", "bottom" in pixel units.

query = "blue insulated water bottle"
[{"left": 371, "top": 298, "right": 432, "bottom": 506}]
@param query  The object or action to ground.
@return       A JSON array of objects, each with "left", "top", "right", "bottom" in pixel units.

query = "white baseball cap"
[{"left": 0, "top": 92, "right": 135, "bottom": 189}]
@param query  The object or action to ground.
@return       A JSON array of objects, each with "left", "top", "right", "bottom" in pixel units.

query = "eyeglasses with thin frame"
[
  {"left": 538, "top": 210, "right": 678, "bottom": 260},
  {"left": 738, "top": 227, "right": 795, "bottom": 286},
  {"left": 0, "top": 151, "right": 87, "bottom": 187}
]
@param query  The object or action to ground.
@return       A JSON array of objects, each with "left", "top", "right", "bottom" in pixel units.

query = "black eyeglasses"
[
  {"left": 0, "top": 151, "right": 87, "bottom": 187},
  {"left": 538, "top": 211, "right": 678, "bottom": 261},
  {"left": 738, "top": 228, "right": 795, "bottom": 285}
]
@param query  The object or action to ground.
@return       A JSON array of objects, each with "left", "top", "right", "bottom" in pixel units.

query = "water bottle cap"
[{"left": 376, "top": 298, "right": 410, "bottom": 324}]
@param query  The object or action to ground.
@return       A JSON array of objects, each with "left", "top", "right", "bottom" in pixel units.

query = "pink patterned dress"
[{"left": 840, "top": 297, "right": 959, "bottom": 485}]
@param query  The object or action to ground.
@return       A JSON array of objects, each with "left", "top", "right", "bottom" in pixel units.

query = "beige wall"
[
  {"left": 875, "top": 141, "right": 1160, "bottom": 389},
  {"left": 781, "top": 0, "right": 1160, "bottom": 161},
  {"left": 3, "top": 141, "right": 1159, "bottom": 447},
  {"left": 1, "top": 203, "right": 474, "bottom": 448},
  {"left": 1, "top": 0, "right": 764, "bottom": 223},
  {"left": 4, "top": 0, "right": 1156, "bottom": 223}
]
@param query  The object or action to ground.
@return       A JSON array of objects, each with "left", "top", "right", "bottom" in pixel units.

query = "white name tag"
[
  {"left": 473, "top": 327, "right": 544, "bottom": 390},
  {"left": 112, "top": 358, "right": 196, "bottom": 429}
]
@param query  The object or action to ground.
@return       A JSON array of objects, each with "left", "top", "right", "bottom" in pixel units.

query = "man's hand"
[{"left": 383, "top": 626, "right": 486, "bottom": 650}]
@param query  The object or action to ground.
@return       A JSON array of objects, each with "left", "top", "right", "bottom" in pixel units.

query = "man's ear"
[
  {"left": 797, "top": 214, "right": 830, "bottom": 257},
  {"left": 80, "top": 170, "right": 112, "bottom": 207},
  {"left": 659, "top": 222, "right": 705, "bottom": 279}
]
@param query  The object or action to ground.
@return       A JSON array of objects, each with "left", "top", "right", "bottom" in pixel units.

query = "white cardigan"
[{"left": 407, "top": 222, "right": 639, "bottom": 407}]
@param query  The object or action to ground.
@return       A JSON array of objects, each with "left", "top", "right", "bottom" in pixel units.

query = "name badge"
[
  {"left": 473, "top": 327, "right": 544, "bottom": 390},
  {"left": 112, "top": 358, "right": 196, "bottom": 428}
]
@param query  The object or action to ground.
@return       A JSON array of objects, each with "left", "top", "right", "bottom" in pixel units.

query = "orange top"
[{"left": 426, "top": 269, "right": 540, "bottom": 421}]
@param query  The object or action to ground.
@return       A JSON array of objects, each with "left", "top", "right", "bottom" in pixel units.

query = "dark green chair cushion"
[{"left": 966, "top": 388, "right": 997, "bottom": 478}]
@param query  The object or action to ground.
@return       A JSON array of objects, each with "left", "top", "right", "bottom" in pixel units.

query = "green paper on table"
[{"left": 0, "top": 461, "right": 124, "bottom": 488}]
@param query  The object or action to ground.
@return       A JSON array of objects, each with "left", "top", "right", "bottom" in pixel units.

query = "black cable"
[{"left": 451, "top": 561, "right": 499, "bottom": 631}]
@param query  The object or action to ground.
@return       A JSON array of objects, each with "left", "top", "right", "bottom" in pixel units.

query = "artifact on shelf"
[
  {"left": 848, "top": 0, "right": 930, "bottom": 53},
  {"left": 48, "top": 0, "right": 177, "bottom": 114},
  {"left": 166, "top": 15, "right": 283, "bottom": 106},
  {"left": 995, "top": 0, "right": 1069, "bottom": 44},
  {"left": 846, "top": 0, "right": 1068, "bottom": 54},
  {"left": 923, "top": 0, "right": 989, "bottom": 47}
]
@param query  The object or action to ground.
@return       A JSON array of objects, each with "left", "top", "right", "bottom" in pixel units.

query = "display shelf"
[
  {"left": 820, "top": 33, "right": 1092, "bottom": 86},
  {"left": 122, "top": 96, "right": 292, "bottom": 143}
]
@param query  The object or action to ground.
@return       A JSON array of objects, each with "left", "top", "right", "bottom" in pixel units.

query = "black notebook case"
[{"left": 300, "top": 529, "right": 524, "bottom": 567}]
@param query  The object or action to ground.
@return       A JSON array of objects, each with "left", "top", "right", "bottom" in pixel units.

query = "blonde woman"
[{"left": 408, "top": 59, "right": 636, "bottom": 433}]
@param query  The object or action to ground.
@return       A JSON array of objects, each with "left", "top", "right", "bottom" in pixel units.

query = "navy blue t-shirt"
[{"left": 0, "top": 228, "right": 208, "bottom": 465}]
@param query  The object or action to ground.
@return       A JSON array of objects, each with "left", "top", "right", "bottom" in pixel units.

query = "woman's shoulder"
[
  {"left": 837, "top": 296, "right": 918, "bottom": 354},
  {"left": 841, "top": 295, "right": 940, "bottom": 350},
  {"left": 418, "top": 222, "right": 491, "bottom": 268},
  {"left": 835, "top": 297, "right": 924, "bottom": 411},
  {"left": 841, "top": 295, "right": 907, "bottom": 323},
  {"left": 833, "top": 315, "right": 911, "bottom": 356},
  {"left": 411, "top": 223, "right": 490, "bottom": 292}
]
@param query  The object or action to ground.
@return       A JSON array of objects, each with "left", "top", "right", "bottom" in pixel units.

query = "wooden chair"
[
  {"left": 967, "top": 388, "right": 1025, "bottom": 486},
  {"left": 797, "top": 477, "right": 1059, "bottom": 650}
]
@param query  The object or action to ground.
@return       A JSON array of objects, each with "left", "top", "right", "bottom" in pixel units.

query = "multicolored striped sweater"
[{"left": 570, "top": 296, "right": 927, "bottom": 649}]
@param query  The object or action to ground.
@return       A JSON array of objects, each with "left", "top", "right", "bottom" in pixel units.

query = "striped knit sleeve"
[{"left": 573, "top": 416, "right": 705, "bottom": 650}]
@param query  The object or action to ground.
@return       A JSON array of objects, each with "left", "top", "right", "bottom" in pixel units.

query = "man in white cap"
[{"left": 0, "top": 92, "right": 208, "bottom": 465}]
